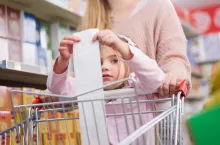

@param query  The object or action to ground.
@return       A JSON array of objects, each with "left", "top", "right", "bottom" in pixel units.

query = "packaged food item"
[
  {"left": 55, "top": 133, "right": 67, "bottom": 145},
  {"left": 22, "top": 42, "right": 37, "bottom": 65},
  {"left": 8, "top": 39, "right": 22, "bottom": 62},
  {"left": 42, "top": 133, "right": 55, "bottom": 145},
  {"left": 67, "top": 109, "right": 80, "bottom": 132},
  {"left": 21, "top": 11, "right": 36, "bottom": 43},
  {"left": 70, "top": 132, "right": 80, "bottom": 145},
  {"left": 0, "top": 4, "right": 7, "bottom": 37},
  {"left": 0, "top": 86, "right": 10, "bottom": 111},
  {"left": 0, "top": 111, "right": 12, "bottom": 132},
  {"left": 58, "top": 112, "right": 74, "bottom": 133},
  {"left": 7, "top": 87, "right": 23, "bottom": 108},
  {"left": 7, "top": 6, "right": 21, "bottom": 40},
  {"left": 0, "top": 38, "right": 8, "bottom": 61},
  {"left": 22, "top": 88, "right": 35, "bottom": 105},
  {"left": 39, "top": 112, "right": 49, "bottom": 134},
  {"left": 40, "top": 20, "right": 51, "bottom": 50}
]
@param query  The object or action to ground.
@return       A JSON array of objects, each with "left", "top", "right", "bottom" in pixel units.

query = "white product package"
[{"left": 73, "top": 29, "right": 109, "bottom": 145}]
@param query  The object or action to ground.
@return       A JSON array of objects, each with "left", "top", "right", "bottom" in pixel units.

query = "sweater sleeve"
[
  {"left": 156, "top": 0, "right": 192, "bottom": 89},
  {"left": 47, "top": 58, "right": 76, "bottom": 97},
  {"left": 123, "top": 45, "right": 165, "bottom": 94}
]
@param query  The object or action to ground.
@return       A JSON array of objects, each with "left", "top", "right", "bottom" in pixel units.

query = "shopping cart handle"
[
  {"left": 178, "top": 80, "right": 187, "bottom": 97},
  {"left": 32, "top": 97, "right": 43, "bottom": 109}
]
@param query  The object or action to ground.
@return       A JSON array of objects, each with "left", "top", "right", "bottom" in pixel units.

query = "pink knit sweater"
[{"left": 112, "top": 0, "right": 191, "bottom": 87}]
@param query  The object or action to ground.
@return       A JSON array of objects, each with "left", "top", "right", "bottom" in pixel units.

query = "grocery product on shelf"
[
  {"left": 0, "top": 4, "right": 7, "bottom": 38},
  {"left": 7, "top": 7, "right": 21, "bottom": 41}
]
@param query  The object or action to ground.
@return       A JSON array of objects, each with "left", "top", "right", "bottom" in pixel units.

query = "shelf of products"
[
  {"left": 0, "top": 0, "right": 81, "bottom": 28},
  {"left": 186, "top": 94, "right": 207, "bottom": 100},
  {"left": 0, "top": 0, "right": 200, "bottom": 38},
  {"left": 198, "top": 60, "right": 219, "bottom": 65},
  {"left": 181, "top": 20, "right": 200, "bottom": 38},
  {"left": 191, "top": 70, "right": 204, "bottom": 78},
  {"left": 0, "top": 60, "right": 47, "bottom": 89}
]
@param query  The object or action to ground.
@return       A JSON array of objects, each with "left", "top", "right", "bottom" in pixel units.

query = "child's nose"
[{"left": 102, "top": 62, "right": 109, "bottom": 71}]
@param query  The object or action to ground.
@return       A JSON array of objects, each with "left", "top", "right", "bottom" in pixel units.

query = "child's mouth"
[{"left": 102, "top": 74, "right": 112, "bottom": 80}]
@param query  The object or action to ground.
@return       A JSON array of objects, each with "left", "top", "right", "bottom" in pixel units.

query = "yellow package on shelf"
[
  {"left": 67, "top": 109, "right": 81, "bottom": 132},
  {"left": 11, "top": 134, "right": 23, "bottom": 145},
  {"left": 38, "top": 113, "right": 49, "bottom": 134},
  {"left": 70, "top": 132, "right": 80, "bottom": 145},
  {"left": 22, "top": 88, "right": 36, "bottom": 105},
  {"left": 58, "top": 112, "right": 74, "bottom": 133},
  {"left": 43, "top": 133, "right": 56, "bottom": 145}
]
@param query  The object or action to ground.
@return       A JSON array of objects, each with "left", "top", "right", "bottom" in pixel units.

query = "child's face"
[{"left": 100, "top": 46, "right": 126, "bottom": 90}]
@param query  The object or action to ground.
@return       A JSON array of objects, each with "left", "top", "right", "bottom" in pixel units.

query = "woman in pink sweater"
[
  {"left": 47, "top": 30, "right": 165, "bottom": 144},
  {"left": 79, "top": 0, "right": 191, "bottom": 97}
]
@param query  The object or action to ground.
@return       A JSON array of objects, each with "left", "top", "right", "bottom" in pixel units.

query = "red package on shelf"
[
  {"left": 7, "top": 6, "right": 21, "bottom": 40},
  {"left": 0, "top": 4, "right": 7, "bottom": 38},
  {"left": 8, "top": 39, "right": 22, "bottom": 62}
]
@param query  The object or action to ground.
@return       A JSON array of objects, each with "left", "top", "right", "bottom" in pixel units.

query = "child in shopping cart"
[{"left": 45, "top": 29, "right": 165, "bottom": 144}]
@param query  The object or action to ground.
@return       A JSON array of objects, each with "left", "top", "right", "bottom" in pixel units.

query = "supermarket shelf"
[
  {"left": 0, "top": 0, "right": 81, "bottom": 28},
  {"left": 186, "top": 95, "right": 207, "bottom": 100},
  {"left": 0, "top": 0, "right": 199, "bottom": 37},
  {"left": 0, "top": 60, "right": 47, "bottom": 89},
  {"left": 198, "top": 60, "right": 219, "bottom": 65},
  {"left": 181, "top": 20, "right": 200, "bottom": 38},
  {"left": 191, "top": 70, "right": 203, "bottom": 78}
]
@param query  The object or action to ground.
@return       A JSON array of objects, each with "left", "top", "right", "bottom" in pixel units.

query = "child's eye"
[{"left": 111, "top": 59, "right": 118, "bottom": 64}]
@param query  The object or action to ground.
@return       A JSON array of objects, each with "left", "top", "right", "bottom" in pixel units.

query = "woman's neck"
[{"left": 108, "top": 0, "right": 139, "bottom": 12}]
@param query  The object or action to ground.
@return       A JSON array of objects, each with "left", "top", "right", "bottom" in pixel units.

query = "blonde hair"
[
  {"left": 101, "top": 45, "right": 131, "bottom": 89},
  {"left": 79, "top": 1, "right": 131, "bottom": 89},
  {"left": 77, "top": 0, "right": 111, "bottom": 31}
]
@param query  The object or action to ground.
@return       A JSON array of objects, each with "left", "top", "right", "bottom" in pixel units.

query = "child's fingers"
[
  {"left": 58, "top": 46, "right": 68, "bottom": 51},
  {"left": 100, "top": 34, "right": 111, "bottom": 45},
  {"left": 93, "top": 30, "right": 109, "bottom": 42},
  {"left": 158, "top": 85, "right": 165, "bottom": 98},
  {"left": 60, "top": 40, "right": 74, "bottom": 47},
  {"left": 63, "top": 36, "right": 80, "bottom": 42},
  {"left": 102, "top": 35, "right": 115, "bottom": 47}
]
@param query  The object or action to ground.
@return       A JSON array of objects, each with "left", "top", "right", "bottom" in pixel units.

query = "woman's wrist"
[{"left": 53, "top": 56, "right": 69, "bottom": 74}]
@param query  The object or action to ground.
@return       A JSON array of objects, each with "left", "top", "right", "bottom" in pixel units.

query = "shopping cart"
[{"left": 0, "top": 78, "right": 187, "bottom": 145}]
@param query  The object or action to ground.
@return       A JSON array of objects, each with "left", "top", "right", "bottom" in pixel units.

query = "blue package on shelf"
[
  {"left": 36, "top": 18, "right": 41, "bottom": 46},
  {"left": 22, "top": 11, "right": 36, "bottom": 43},
  {"left": 37, "top": 45, "right": 47, "bottom": 67}
]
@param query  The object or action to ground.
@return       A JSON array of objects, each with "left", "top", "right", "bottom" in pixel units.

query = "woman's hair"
[{"left": 77, "top": 0, "right": 111, "bottom": 31}]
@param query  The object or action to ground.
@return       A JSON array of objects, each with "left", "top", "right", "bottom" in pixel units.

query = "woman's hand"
[
  {"left": 158, "top": 72, "right": 187, "bottom": 98},
  {"left": 54, "top": 36, "right": 80, "bottom": 74},
  {"left": 92, "top": 29, "right": 133, "bottom": 60}
]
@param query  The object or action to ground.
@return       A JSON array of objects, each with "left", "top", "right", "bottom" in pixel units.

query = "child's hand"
[
  {"left": 92, "top": 29, "right": 133, "bottom": 60},
  {"left": 54, "top": 36, "right": 80, "bottom": 74},
  {"left": 59, "top": 36, "right": 80, "bottom": 61}
]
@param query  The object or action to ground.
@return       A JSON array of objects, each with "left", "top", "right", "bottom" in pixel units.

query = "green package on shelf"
[{"left": 188, "top": 105, "right": 220, "bottom": 145}]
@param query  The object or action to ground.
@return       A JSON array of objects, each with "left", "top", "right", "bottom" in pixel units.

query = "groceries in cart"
[
  {"left": 0, "top": 29, "right": 187, "bottom": 145},
  {"left": 188, "top": 61, "right": 220, "bottom": 145}
]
